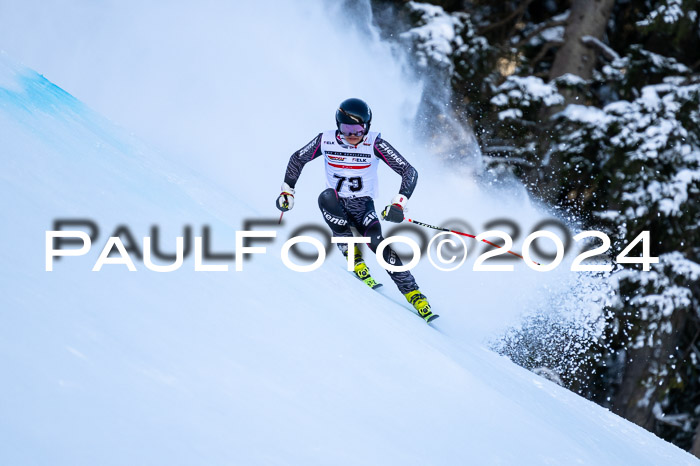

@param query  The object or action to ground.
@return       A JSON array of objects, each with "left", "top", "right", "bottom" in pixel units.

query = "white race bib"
[{"left": 321, "top": 130, "right": 380, "bottom": 198}]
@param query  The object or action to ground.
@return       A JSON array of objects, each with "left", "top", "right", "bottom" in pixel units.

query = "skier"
[{"left": 276, "top": 98, "right": 437, "bottom": 323}]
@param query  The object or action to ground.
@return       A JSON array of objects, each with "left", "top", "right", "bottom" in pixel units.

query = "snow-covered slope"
[{"left": 0, "top": 53, "right": 697, "bottom": 465}]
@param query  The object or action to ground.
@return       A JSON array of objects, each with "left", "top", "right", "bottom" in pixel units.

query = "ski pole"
[
  {"left": 405, "top": 218, "right": 540, "bottom": 265},
  {"left": 279, "top": 212, "right": 284, "bottom": 224}
]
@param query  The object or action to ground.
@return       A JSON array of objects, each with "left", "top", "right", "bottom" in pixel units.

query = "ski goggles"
[{"left": 339, "top": 123, "right": 365, "bottom": 138}]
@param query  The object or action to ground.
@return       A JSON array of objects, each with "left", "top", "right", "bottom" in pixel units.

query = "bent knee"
[
  {"left": 318, "top": 188, "right": 349, "bottom": 231},
  {"left": 318, "top": 188, "right": 340, "bottom": 209}
]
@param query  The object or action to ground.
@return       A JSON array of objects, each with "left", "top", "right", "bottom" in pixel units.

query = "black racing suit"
[{"left": 282, "top": 131, "right": 420, "bottom": 294}]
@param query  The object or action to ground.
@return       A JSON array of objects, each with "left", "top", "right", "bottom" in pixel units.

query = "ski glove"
[
  {"left": 276, "top": 182, "right": 295, "bottom": 212},
  {"left": 381, "top": 194, "right": 408, "bottom": 223}
]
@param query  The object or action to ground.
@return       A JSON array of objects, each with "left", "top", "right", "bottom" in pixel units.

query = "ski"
[
  {"left": 410, "top": 304, "right": 439, "bottom": 324},
  {"left": 347, "top": 267, "right": 439, "bottom": 324},
  {"left": 350, "top": 270, "right": 383, "bottom": 289},
  {"left": 374, "top": 285, "right": 439, "bottom": 324},
  {"left": 399, "top": 300, "right": 440, "bottom": 324}
]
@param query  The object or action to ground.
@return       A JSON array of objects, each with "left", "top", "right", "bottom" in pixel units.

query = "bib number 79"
[{"left": 334, "top": 175, "right": 363, "bottom": 192}]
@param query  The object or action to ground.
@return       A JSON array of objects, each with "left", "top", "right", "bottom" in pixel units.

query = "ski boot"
[
  {"left": 404, "top": 290, "right": 439, "bottom": 323},
  {"left": 344, "top": 246, "right": 381, "bottom": 289}
]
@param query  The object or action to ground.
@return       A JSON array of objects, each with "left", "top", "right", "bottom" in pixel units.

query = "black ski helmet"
[{"left": 336, "top": 98, "right": 372, "bottom": 132}]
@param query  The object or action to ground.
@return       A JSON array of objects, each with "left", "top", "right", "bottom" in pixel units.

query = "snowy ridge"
[{"left": 0, "top": 54, "right": 697, "bottom": 465}]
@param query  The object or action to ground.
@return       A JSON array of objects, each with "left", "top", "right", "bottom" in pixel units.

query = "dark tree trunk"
[
  {"left": 549, "top": 0, "right": 615, "bottom": 81},
  {"left": 534, "top": 0, "right": 615, "bottom": 203},
  {"left": 692, "top": 422, "right": 700, "bottom": 458},
  {"left": 612, "top": 309, "right": 689, "bottom": 431}
]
